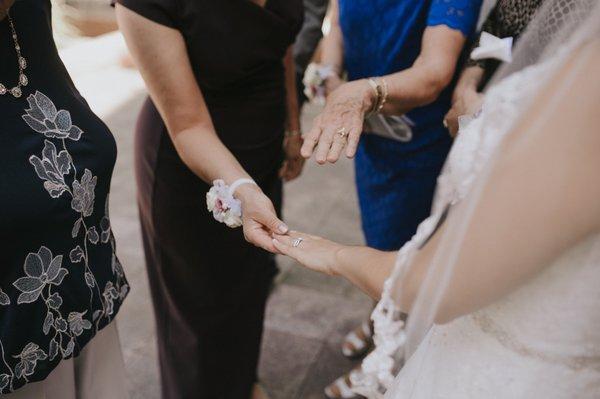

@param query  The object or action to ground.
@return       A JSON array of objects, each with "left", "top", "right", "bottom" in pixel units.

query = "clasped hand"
[{"left": 237, "top": 184, "right": 344, "bottom": 270}]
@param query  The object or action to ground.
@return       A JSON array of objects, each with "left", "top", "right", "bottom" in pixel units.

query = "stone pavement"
[{"left": 102, "top": 94, "right": 372, "bottom": 399}]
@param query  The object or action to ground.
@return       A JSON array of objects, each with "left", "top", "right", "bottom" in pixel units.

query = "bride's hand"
[
  {"left": 272, "top": 231, "right": 345, "bottom": 276},
  {"left": 236, "top": 184, "right": 289, "bottom": 253},
  {"left": 279, "top": 133, "right": 305, "bottom": 181}
]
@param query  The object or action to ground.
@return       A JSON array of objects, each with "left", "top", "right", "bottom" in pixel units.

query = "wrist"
[
  {"left": 331, "top": 244, "right": 350, "bottom": 277},
  {"left": 233, "top": 181, "right": 262, "bottom": 203},
  {"left": 361, "top": 79, "right": 378, "bottom": 114}
]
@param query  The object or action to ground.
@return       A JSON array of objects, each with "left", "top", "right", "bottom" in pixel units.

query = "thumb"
[{"left": 256, "top": 211, "right": 288, "bottom": 234}]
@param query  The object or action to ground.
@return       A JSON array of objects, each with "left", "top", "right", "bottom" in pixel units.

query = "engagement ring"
[{"left": 292, "top": 237, "right": 304, "bottom": 248}]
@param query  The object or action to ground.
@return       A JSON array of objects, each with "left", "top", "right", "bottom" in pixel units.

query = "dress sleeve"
[
  {"left": 111, "top": 0, "right": 179, "bottom": 29},
  {"left": 426, "top": 0, "right": 482, "bottom": 38}
]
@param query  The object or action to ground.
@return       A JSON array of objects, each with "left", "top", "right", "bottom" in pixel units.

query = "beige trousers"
[{"left": 5, "top": 322, "right": 128, "bottom": 399}]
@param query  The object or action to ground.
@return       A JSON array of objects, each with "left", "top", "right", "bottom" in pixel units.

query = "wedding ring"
[
  {"left": 292, "top": 237, "right": 304, "bottom": 248},
  {"left": 336, "top": 127, "right": 348, "bottom": 139}
]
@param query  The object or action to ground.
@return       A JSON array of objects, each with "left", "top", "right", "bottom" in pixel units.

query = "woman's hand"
[
  {"left": 272, "top": 231, "right": 345, "bottom": 276},
  {"left": 279, "top": 133, "right": 305, "bottom": 181},
  {"left": 301, "top": 79, "right": 374, "bottom": 164},
  {"left": 444, "top": 65, "right": 485, "bottom": 137},
  {"left": 235, "top": 184, "right": 289, "bottom": 253},
  {"left": 444, "top": 88, "right": 484, "bottom": 137}
]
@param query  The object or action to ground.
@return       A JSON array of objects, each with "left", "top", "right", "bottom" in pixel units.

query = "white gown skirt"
[{"left": 5, "top": 321, "right": 128, "bottom": 399}]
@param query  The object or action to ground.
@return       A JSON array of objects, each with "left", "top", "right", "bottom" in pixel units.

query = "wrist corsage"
[
  {"left": 302, "top": 63, "right": 337, "bottom": 105},
  {"left": 206, "top": 178, "right": 257, "bottom": 228}
]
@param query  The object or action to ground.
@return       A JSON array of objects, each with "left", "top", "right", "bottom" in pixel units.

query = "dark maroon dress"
[{"left": 113, "top": 0, "right": 302, "bottom": 398}]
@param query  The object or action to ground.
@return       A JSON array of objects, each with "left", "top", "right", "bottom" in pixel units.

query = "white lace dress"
[{"left": 372, "top": 44, "right": 600, "bottom": 398}]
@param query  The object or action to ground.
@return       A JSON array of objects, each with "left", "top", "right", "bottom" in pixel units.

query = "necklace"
[{"left": 0, "top": 12, "right": 28, "bottom": 98}]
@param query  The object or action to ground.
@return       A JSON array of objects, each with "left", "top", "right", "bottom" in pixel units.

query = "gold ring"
[{"left": 336, "top": 127, "right": 348, "bottom": 139}]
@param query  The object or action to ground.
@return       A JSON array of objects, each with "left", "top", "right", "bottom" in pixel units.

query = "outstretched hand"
[
  {"left": 272, "top": 231, "right": 344, "bottom": 276},
  {"left": 301, "top": 80, "right": 374, "bottom": 164},
  {"left": 236, "top": 184, "right": 288, "bottom": 253}
]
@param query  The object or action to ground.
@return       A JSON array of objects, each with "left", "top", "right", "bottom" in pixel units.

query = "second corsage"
[{"left": 302, "top": 63, "right": 336, "bottom": 105}]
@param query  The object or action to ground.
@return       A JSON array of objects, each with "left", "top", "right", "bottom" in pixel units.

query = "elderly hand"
[
  {"left": 272, "top": 231, "right": 345, "bottom": 276},
  {"left": 444, "top": 88, "right": 484, "bottom": 137},
  {"left": 235, "top": 184, "right": 289, "bottom": 253},
  {"left": 301, "top": 79, "right": 375, "bottom": 164},
  {"left": 279, "top": 133, "right": 305, "bottom": 181}
]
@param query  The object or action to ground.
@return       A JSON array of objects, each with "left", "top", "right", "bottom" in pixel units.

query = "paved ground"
[{"left": 103, "top": 94, "right": 372, "bottom": 399}]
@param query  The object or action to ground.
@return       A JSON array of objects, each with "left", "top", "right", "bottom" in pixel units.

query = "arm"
[
  {"left": 301, "top": 25, "right": 467, "bottom": 163},
  {"left": 443, "top": 65, "right": 485, "bottom": 136},
  {"left": 293, "top": 0, "right": 328, "bottom": 73},
  {"left": 279, "top": 46, "right": 305, "bottom": 181},
  {"left": 320, "top": 0, "right": 345, "bottom": 93},
  {"left": 116, "top": 5, "right": 288, "bottom": 251},
  {"left": 276, "top": 41, "right": 600, "bottom": 322}
]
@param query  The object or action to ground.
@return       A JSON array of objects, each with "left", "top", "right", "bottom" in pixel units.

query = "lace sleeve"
[{"left": 427, "top": 0, "right": 483, "bottom": 38}]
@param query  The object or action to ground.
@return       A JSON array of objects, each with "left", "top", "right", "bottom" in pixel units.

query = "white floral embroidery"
[
  {"left": 0, "top": 374, "right": 10, "bottom": 391},
  {"left": 22, "top": 91, "right": 83, "bottom": 140},
  {"left": 13, "top": 343, "right": 47, "bottom": 381},
  {"left": 0, "top": 289, "right": 10, "bottom": 306},
  {"left": 0, "top": 91, "right": 128, "bottom": 394},
  {"left": 68, "top": 311, "right": 92, "bottom": 336},
  {"left": 29, "top": 140, "right": 71, "bottom": 198},
  {"left": 87, "top": 226, "right": 99, "bottom": 244},
  {"left": 12, "top": 247, "right": 68, "bottom": 305},
  {"left": 71, "top": 169, "right": 97, "bottom": 217}
]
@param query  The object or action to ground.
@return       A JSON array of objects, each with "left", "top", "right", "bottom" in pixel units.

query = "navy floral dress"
[{"left": 0, "top": 0, "right": 128, "bottom": 394}]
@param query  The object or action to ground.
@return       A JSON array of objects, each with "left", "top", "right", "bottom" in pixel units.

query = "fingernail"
[{"left": 278, "top": 224, "right": 289, "bottom": 234}]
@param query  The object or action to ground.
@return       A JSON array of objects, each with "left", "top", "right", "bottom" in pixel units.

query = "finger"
[
  {"left": 272, "top": 238, "right": 300, "bottom": 258},
  {"left": 272, "top": 234, "right": 305, "bottom": 259},
  {"left": 287, "top": 158, "right": 304, "bottom": 180},
  {"left": 326, "top": 131, "right": 347, "bottom": 163},
  {"left": 272, "top": 233, "right": 297, "bottom": 245},
  {"left": 249, "top": 229, "right": 279, "bottom": 253},
  {"left": 314, "top": 125, "right": 336, "bottom": 164},
  {"left": 255, "top": 212, "right": 289, "bottom": 234},
  {"left": 301, "top": 117, "right": 322, "bottom": 158},
  {"left": 344, "top": 124, "right": 362, "bottom": 158},
  {"left": 278, "top": 161, "right": 288, "bottom": 179}
]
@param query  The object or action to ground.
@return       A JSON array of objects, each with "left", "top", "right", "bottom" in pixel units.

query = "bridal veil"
[{"left": 353, "top": 0, "right": 600, "bottom": 397}]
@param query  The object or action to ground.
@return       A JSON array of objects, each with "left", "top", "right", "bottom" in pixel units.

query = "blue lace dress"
[{"left": 338, "top": 0, "right": 481, "bottom": 250}]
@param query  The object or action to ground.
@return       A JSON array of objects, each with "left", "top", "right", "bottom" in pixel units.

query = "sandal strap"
[
  {"left": 345, "top": 331, "right": 367, "bottom": 351},
  {"left": 361, "top": 321, "right": 372, "bottom": 338},
  {"left": 325, "top": 376, "right": 357, "bottom": 398}
]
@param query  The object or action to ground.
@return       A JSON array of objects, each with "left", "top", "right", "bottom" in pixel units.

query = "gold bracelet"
[
  {"left": 366, "top": 78, "right": 383, "bottom": 116},
  {"left": 376, "top": 77, "right": 388, "bottom": 114}
]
